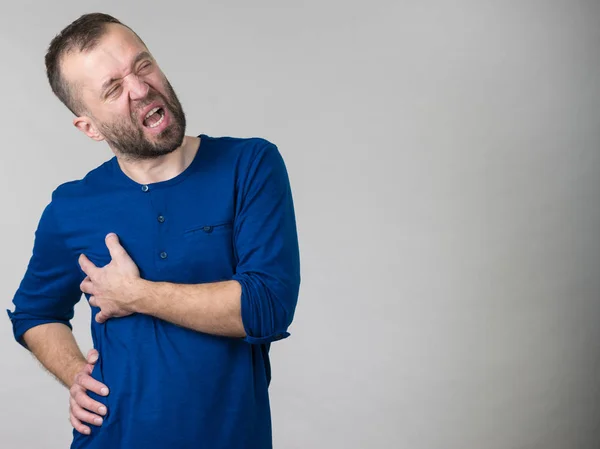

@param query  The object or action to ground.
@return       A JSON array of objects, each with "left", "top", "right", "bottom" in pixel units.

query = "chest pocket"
[
  {"left": 180, "top": 221, "right": 236, "bottom": 282},
  {"left": 183, "top": 221, "right": 233, "bottom": 236}
]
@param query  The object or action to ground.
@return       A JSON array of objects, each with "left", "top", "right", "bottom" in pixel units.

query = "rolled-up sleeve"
[
  {"left": 232, "top": 141, "right": 301, "bottom": 345},
  {"left": 6, "top": 196, "right": 83, "bottom": 349}
]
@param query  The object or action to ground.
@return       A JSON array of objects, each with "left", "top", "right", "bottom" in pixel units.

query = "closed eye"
[
  {"left": 138, "top": 62, "right": 152, "bottom": 72},
  {"left": 106, "top": 84, "right": 122, "bottom": 98}
]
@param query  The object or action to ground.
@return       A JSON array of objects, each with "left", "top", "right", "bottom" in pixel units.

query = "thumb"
[
  {"left": 78, "top": 253, "right": 97, "bottom": 276},
  {"left": 87, "top": 349, "right": 99, "bottom": 364},
  {"left": 105, "top": 233, "right": 129, "bottom": 261}
]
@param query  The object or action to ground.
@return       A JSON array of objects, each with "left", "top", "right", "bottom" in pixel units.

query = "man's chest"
[{"left": 62, "top": 182, "right": 237, "bottom": 284}]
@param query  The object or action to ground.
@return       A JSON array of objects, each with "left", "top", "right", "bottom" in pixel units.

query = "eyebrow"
[{"left": 100, "top": 51, "right": 153, "bottom": 94}]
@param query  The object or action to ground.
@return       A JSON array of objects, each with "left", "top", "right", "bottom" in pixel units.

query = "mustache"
[{"left": 132, "top": 91, "right": 170, "bottom": 118}]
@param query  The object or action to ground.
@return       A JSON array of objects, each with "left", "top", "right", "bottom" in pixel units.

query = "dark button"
[
  {"left": 160, "top": 251, "right": 168, "bottom": 259},
  {"left": 273, "top": 334, "right": 282, "bottom": 340},
  {"left": 141, "top": 185, "right": 149, "bottom": 192},
  {"left": 202, "top": 226, "right": 213, "bottom": 233},
  {"left": 157, "top": 215, "right": 165, "bottom": 223}
]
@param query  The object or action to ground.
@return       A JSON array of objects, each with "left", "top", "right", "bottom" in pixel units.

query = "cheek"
[
  {"left": 96, "top": 115, "right": 136, "bottom": 137},
  {"left": 148, "top": 74, "right": 172, "bottom": 98},
  {"left": 112, "top": 104, "right": 138, "bottom": 126},
  {"left": 92, "top": 100, "right": 131, "bottom": 122}
]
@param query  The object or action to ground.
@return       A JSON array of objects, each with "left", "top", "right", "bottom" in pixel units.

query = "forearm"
[
  {"left": 133, "top": 279, "right": 246, "bottom": 338},
  {"left": 22, "top": 323, "right": 86, "bottom": 388}
]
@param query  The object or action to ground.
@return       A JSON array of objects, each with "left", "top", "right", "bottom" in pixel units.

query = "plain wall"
[{"left": 1, "top": 1, "right": 599, "bottom": 448}]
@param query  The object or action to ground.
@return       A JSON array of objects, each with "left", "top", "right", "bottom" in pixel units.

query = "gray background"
[{"left": 1, "top": 1, "right": 599, "bottom": 448}]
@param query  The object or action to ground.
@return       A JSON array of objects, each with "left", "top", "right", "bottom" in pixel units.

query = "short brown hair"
[{"left": 45, "top": 13, "right": 143, "bottom": 115}]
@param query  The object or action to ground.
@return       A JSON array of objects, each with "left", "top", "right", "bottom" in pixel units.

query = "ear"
[{"left": 73, "top": 115, "right": 105, "bottom": 142}]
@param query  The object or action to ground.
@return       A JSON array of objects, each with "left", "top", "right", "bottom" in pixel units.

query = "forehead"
[{"left": 61, "top": 23, "right": 148, "bottom": 93}]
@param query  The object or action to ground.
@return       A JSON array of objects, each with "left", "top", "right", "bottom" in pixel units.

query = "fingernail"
[
  {"left": 98, "top": 406, "right": 107, "bottom": 415},
  {"left": 101, "top": 388, "right": 109, "bottom": 395},
  {"left": 94, "top": 417, "right": 103, "bottom": 425},
  {"left": 84, "top": 428, "right": 91, "bottom": 435},
  {"left": 90, "top": 354, "right": 98, "bottom": 363}
]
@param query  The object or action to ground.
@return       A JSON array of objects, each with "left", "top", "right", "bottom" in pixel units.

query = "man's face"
[{"left": 63, "top": 23, "right": 186, "bottom": 160}]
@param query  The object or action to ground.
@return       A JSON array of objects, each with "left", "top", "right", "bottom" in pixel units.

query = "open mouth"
[{"left": 143, "top": 106, "right": 166, "bottom": 128}]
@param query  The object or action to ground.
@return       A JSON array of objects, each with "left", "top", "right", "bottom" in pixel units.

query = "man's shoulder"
[
  {"left": 51, "top": 158, "right": 114, "bottom": 201},
  {"left": 207, "top": 134, "right": 273, "bottom": 147},
  {"left": 205, "top": 134, "right": 278, "bottom": 156}
]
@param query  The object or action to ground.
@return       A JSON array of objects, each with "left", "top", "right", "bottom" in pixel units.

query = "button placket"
[
  {"left": 149, "top": 188, "right": 170, "bottom": 268},
  {"left": 157, "top": 212, "right": 166, "bottom": 260}
]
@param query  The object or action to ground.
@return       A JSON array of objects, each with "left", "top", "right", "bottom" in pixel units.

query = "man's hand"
[
  {"left": 79, "top": 233, "right": 142, "bottom": 323},
  {"left": 69, "top": 349, "right": 109, "bottom": 435}
]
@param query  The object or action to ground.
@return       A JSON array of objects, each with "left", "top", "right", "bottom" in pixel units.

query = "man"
[{"left": 6, "top": 12, "right": 300, "bottom": 449}]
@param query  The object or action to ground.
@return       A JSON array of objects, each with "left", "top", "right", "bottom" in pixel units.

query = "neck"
[{"left": 114, "top": 135, "right": 200, "bottom": 185}]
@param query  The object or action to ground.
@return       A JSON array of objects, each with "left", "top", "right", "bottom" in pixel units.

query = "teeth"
[
  {"left": 148, "top": 110, "right": 165, "bottom": 128},
  {"left": 145, "top": 107, "right": 160, "bottom": 119}
]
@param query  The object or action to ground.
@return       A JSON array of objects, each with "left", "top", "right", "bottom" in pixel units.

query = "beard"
[{"left": 95, "top": 77, "right": 186, "bottom": 160}]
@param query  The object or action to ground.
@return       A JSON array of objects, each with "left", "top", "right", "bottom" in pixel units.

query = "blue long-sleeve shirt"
[{"left": 6, "top": 134, "right": 301, "bottom": 449}]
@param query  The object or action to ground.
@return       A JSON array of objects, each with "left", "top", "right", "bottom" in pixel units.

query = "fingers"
[
  {"left": 105, "top": 233, "right": 129, "bottom": 261},
  {"left": 80, "top": 277, "right": 94, "bottom": 295},
  {"left": 70, "top": 395, "right": 105, "bottom": 425},
  {"left": 70, "top": 411, "right": 91, "bottom": 435},
  {"left": 96, "top": 310, "right": 108, "bottom": 324},
  {"left": 70, "top": 355, "right": 108, "bottom": 435},
  {"left": 71, "top": 388, "right": 108, "bottom": 417},
  {"left": 74, "top": 371, "right": 110, "bottom": 397},
  {"left": 96, "top": 308, "right": 133, "bottom": 324}
]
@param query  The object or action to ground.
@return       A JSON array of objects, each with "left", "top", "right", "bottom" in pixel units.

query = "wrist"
[
  {"left": 67, "top": 358, "right": 88, "bottom": 388},
  {"left": 129, "top": 278, "right": 151, "bottom": 314}
]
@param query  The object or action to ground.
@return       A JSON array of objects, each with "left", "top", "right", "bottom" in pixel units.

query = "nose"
[{"left": 126, "top": 74, "right": 149, "bottom": 101}]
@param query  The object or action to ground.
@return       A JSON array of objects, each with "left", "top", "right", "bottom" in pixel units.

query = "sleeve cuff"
[
  {"left": 242, "top": 331, "right": 290, "bottom": 345},
  {"left": 6, "top": 309, "right": 73, "bottom": 349}
]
